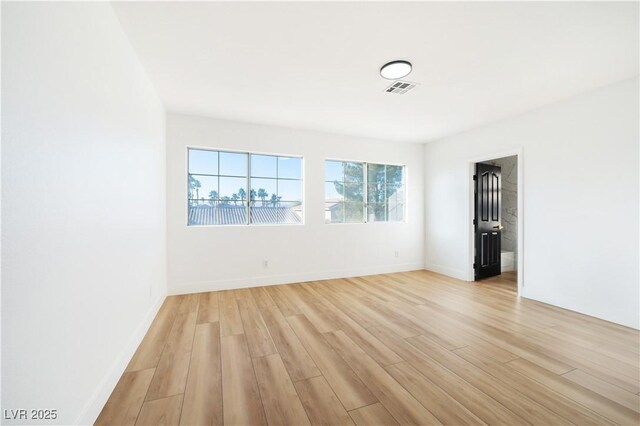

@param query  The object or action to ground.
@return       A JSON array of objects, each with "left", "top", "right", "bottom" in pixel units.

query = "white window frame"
[
  {"left": 324, "top": 158, "right": 406, "bottom": 224},
  {"left": 187, "top": 147, "right": 304, "bottom": 227}
]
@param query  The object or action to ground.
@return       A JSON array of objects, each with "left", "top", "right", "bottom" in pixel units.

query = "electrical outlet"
[
  {"left": 395, "top": 251, "right": 399, "bottom": 258},
  {"left": 263, "top": 260, "right": 269, "bottom": 268}
]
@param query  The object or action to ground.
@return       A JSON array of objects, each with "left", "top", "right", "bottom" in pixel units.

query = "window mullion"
[
  {"left": 341, "top": 162, "right": 346, "bottom": 223},
  {"left": 363, "top": 162, "right": 368, "bottom": 223},
  {"left": 384, "top": 165, "right": 387, "bottom": 222},
  {"left": 187, "top": 149, "right": 191, "bottom": 225},
  {"left": 246, "top": 153, "right": 251, "bottom": 225}
]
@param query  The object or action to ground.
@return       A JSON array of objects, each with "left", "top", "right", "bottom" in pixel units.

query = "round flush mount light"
[{"left": 380, "top": 60, "right": 412, "bottom": 80}]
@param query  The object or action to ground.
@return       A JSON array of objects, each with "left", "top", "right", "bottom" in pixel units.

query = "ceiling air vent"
[{"left": 384, "top": 80, "right": 417, "bottom": 94}]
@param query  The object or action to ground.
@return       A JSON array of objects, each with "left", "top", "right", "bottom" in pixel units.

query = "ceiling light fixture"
[{"left": 380, "top": 60, "right": 412, "bottom": 80}]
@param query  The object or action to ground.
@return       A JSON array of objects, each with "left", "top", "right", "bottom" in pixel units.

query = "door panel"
[{"left": 475, "top": 163, "right": 501, "bottom": 280}]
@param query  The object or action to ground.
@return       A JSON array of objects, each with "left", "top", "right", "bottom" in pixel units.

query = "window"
[
  {"left": 325, "top": 160, "right": 404, "bottom": 223},
  {"left": 250, "top": 154, "right": 303, "bottom": 225},
  {"left": 188, "top": 148, "right": 303, "bottom": 226},
  {"left": 324, "top": 160, "right": 365, "bottom": 223},
  {"left": 367, "top": 163, "right": 405, "bottom": 222}
]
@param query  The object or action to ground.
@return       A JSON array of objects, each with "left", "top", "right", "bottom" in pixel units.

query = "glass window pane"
[
  {"left": 344, "top": 202, "right": 364, "bottom": 223},
  {"left": 279, "top": 201, "right": 303, "bottom": 224},
  {"left": 217, "top": 205, "right": 246, "bottom": 225},
  {"left": 386, "top": 165, "right": 403, "bottom": 185},
  {"left": 250, "top": 178, "right": 277, "bottom": 205},
  {"left": 386, "top": 185, "right": 404, "bottom": 204},
  {"left": 387, "top": 203, "right": 404, "bottom": 222},
  {"left": 367, "top": 203, "right": 387, "bottom": 222},
  {"left": 219, "top": 176, "right": 246, "bottom": 200},
  {"left": 221, "top": 197, "right": 245, "bottom": 208},
  {"left": 284, "top": 203, "right": 303, "bottom": 223},
  {"left": 344, "top": 182, "right": 364, "bottom": 202},
  {"left": 188, "top": 204, "right": 206, "bottom": 225},
  {"left": 325, "top": 202, "right": 344, "bottom": 224},
  {"left": 251, "top": 154, "right": 277, "bottom": 178},
  {"left": 188, "top": 175, "right": 217, "bottom": 202},
  {"left": 220, "top": 151, "right": 247, "bottom": 176},
  {"left": 367, "top": 182, "right": 385, "bottom": 204},
  {"left": 387, "top": 166, "right": 403, "bottom": 192},
  {"left": 368, "top": 163, "right": 385, "bottom": 182},
  {"left": 188, "top": 203, "right": 246, "bottom": 225},
  {"left": 278, "top": 157, "right": 302, "bottom": 179},
  {"left": 217, "top": 195, "right": 234, "bottom": 206},
  {"left": 325, "top": 160, "right": 344, "bottom": 182},
  {"left": 219, "top": 206, "right": 247, "bottom": 225},
  {"left": 250, "top": 201, "right": 302, "bottom": 225},
  {"left": 278, "top": 179, "right": 302, "bottom": 201},
  {"left": 188, "top": 150, "right": 306, "bottom": 226},
  {"left": 189, "top": 149, "right": 218, "bottom": 175},
  {"left": 325, "top": 182, "right": 342, "bottom": 201},
  {"left": 344, "top": 162, "right": 364, "bottom": 183},
  {"left": 188, "top": 198, "right": 210, "bottom": 207}
]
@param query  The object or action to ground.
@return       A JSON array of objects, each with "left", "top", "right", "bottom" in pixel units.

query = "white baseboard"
[
  {"left": 75, "top": 294, "right": 166, "bottom": 425},
  {"left": 424, "top": 262, "right": 469, "bottom": 281},
  {"left": 520, "top": 291, "right": 640, "bottom": 330},
  {"left": 168, "top": 262, "right": 425, "bottom": 295}
]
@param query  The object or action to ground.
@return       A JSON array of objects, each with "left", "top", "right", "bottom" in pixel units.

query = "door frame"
[{"left": 466, "top": 148, "right": 524, "bottom": 296}]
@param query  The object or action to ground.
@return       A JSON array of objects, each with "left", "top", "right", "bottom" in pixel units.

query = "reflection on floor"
[
  {"left": 97, "top": 269, "right": 639, "bottom": 426},
  {"left": 477, "top": 270, "right": 517, "bottom": 294}
]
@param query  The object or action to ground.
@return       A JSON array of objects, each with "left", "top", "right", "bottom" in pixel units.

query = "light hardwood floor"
[{"left": 96, "top": 270, "right": 640, "bottom": 425}]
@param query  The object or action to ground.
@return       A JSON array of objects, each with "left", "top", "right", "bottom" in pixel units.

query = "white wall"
[
  {"left": 167, "top": 114, "right": 424, "bottom": 294},
  {"left": 424, "top": 77, "right": 639, "bottom": 329},
  {"left": 2, "top": 3, "right": 166, "bottom": 424}
]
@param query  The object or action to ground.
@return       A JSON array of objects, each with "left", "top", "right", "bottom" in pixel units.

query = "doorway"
[{"left": 471, "top": 154, "right": 520, "bottom": 293}]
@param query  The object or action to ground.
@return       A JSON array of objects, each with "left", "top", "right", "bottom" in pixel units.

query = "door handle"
[{"left": 493, "top": 225, "right": 504, "bottom": 230}]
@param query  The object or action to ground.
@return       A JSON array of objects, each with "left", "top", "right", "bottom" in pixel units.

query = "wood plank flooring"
[{"left": 96, "top": 270, "right": 640, "bottom": 425}]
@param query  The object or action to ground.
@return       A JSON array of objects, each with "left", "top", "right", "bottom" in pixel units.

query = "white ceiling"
[{"left": 112, "top": 1, "right": 639, "bottom": 143}]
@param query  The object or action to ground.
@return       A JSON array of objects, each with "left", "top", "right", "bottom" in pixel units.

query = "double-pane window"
[
  {"left": 324, "top": 161, "right": 365, "bottom": 223},
  {"left": 250, "top": 154, "right": 303, "bottom": 224},
  {"left": 366, "top": 163, "right": 405, "bottom": 222},
  {"left": 325, "top": 160, "right": 404, "bottom": 223},
  {"left": 188, "top": 148, "right": 303, "bottom": 226}
]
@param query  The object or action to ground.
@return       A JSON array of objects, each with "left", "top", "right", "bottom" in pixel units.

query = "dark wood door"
[{"left": 475, "top": 163, "right": 502, "bottom": 280}]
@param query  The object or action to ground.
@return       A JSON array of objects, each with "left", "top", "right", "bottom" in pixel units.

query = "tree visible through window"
[
  {"left": 188, "top": 148, "right": 303, "bottom": 226},
  {"left": 325, "top": 160, "right": 404, "bottom": 223},
  {"left": 367, "top": 163, "right": 404, "bottom": 222}
]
